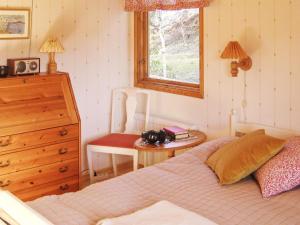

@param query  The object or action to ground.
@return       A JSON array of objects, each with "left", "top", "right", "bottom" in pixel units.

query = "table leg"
[
  {"left": 143, "top": 152, "right": 148, "bottom": 167},
  {"left": 168, "top": 150, "right": 175, "bottom": 158},
  {"left": 111, "top": 154, "right": 118, "bottom": 176},
  {"left": 151, "top": 152, "right": 155, "bottom": 165}
]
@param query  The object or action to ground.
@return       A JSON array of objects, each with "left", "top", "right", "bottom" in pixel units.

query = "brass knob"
[
  {"left": 58, "top": 148, "right": 68, "bottom": 155},
  {"left": 0, "top": 160, "right": 10, "bottom": 168},
  {"left": 59, "top": 166, "right": 68, "bottom": 173},
  {"left": 0, "top": 180, "right": 11, "bottom": 187},
  {"left": 59, "top": 129, "right": 68, "bottom": 137},
  {"left": 59, "top": 184, "right": 69, "bottom": 191},
  {"left": 0, "top": 137, "right": 11, "bottom": 147}
]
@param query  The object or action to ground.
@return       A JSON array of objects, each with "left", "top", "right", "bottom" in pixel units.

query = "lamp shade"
[
  {"left": 40, "top": 38, "right": 64, "bottom": 53},
  {"left": 221, "top": 41, "right": 248, "bottom": 59}
]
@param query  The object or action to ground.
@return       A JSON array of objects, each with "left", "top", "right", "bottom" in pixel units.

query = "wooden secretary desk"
[{"left": 0, "top": 72, "right": 81, "bottom": 201}]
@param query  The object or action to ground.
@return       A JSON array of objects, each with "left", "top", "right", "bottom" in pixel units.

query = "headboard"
[{"left": 230, "top": 110, "right": 300, "bottom": 139}]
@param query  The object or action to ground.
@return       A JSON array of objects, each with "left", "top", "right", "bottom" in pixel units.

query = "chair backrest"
[{"left": 111, "top": 88, "right": 150, "bottom": 134}]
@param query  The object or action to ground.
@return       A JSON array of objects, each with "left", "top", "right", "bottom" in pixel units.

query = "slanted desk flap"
[{"left": 0, "top": 74, "right": 79, "bottom": 136}]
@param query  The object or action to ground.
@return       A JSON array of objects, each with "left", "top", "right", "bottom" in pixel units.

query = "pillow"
[
  {"left": 255, "top": 136, "right": 300, "bottom": 198},
  {"left": 206, "top": 130, "right": 285, "bottom": 185}
]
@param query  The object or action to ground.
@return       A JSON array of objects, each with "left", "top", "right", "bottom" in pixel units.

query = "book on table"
[
  {"left": 175, "top": 133, "right": 189, "bottom": 140},
  {"left": 163, "top": 126, "right": 189, "bottom": 140}
]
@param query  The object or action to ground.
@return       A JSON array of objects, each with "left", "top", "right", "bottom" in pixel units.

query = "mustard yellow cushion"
[{"left": 206, "top": 130, "right": 285, "bottom": 185}]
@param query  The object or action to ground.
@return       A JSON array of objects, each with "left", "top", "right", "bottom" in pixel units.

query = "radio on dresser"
[{"left": 7, "top": 58, "right": 40, "bottom": 76}]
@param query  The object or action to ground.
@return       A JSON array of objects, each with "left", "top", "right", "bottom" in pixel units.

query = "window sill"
[{"left": 135, "top": 78, "right": 204, "bottom": 98}]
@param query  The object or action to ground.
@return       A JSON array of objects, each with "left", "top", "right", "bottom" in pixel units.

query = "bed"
[{"left": 3, "top": 113, "right": 300, "bottom": 225}]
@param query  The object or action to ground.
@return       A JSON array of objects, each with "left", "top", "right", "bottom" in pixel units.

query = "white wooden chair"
[{"left": 87, "top": 88, "right": 150, "bottom": 184}]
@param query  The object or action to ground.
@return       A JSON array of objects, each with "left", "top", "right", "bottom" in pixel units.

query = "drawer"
[
  {"left": 0, "top": 158, "right": 79, "bottom": 193},
  {"left": 16, "top": 176, "right": 79, "bottom": 201},
  {"left": 0, "top": 124, "right": 79, "bottom": 154},
  {"left": 0, "top": 140, "right": 79, "bottom": 175}
]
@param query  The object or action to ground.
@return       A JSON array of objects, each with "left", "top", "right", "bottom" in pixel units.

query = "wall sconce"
[{"left": 221, "top": 41, "right": 252, "bottom": 77}]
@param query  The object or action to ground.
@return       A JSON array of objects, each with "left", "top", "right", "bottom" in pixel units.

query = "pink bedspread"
[{"left": 28, "top": 137, "right": 300, "bottom": 225}]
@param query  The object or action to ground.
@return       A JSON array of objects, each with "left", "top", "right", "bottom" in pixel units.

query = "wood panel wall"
[
  {"left": 0, "top": 0, "right": 132, "bottom": 171},
  {"left": 145, "top": 0, "right": 300, "bottom": 139}
]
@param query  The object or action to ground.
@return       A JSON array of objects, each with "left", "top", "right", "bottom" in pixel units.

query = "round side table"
[{"left": 134, "top": 130, "right": 207, "bottom": 165}]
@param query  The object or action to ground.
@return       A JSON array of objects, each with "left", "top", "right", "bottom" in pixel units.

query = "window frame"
[{"left": 134, "top": 9, "right": 204, "bottom": 98}]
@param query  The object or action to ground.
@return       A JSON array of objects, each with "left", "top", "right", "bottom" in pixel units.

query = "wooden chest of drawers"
[{"left": 0, "top": 73, "right": 81, "bottom": 201}]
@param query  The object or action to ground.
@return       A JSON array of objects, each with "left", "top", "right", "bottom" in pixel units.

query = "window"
[{"left": 134, "top": 8, "right": 204, "bottom": 98}]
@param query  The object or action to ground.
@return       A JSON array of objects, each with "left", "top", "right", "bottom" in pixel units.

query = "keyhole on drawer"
[
  {"left": 30, "top": 181, "right": 34, "bottom": 185},
  {"left": 38, "top": 170, "right": 42, "bottom": 173}
]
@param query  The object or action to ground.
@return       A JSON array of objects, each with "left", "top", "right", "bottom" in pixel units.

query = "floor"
[{"left": 80, "top": 161, "right": 137, "bottom": 189}]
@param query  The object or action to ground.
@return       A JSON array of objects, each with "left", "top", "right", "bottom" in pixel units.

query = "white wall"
[
  {"left": 0, "top": 0, "right": 132, "bottom": 171},
  {"left": 139, "top": 0, "right": 300, "bottom": 139}
]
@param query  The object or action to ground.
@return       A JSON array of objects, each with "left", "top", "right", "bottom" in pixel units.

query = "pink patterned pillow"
[{"left": 255, "top": 136, "right": 300, "bottom": 198}]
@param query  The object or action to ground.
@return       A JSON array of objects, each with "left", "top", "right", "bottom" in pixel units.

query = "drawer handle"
[
  {"left": 0, "top": 160, "right": 10, "bottom": 168},
  {"left": 0, "top": 180, "right": 11, "bottom": 188},
  {"left": 59, "top": 129, "right": 69, "bottom": 137},
  {"left": 59, "top": 184, "right": 69, "bottom": 191},
  {"left": 0, "top": 137, "right": 11, "bottom": 147},
  {"left": 58, "top": 148, "right": 68, "bottom": 155},
  {"left": 59, "top": 166, "right": 69, "bottom": 173}
]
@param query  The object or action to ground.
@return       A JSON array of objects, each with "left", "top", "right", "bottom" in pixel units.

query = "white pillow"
[{"left": 97, "top": 200, "right": 218, "bottom": 225}]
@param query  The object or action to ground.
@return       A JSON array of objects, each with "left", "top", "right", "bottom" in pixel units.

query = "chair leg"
[
  {"left": 87, "top": 146, "right": 95, "bottom": 184},
  {"left": 111, "top": 154, "right": 118, "bottom": 176},
  {"left": 133, "top": 150, "right": 138, "bottom": 171}
]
